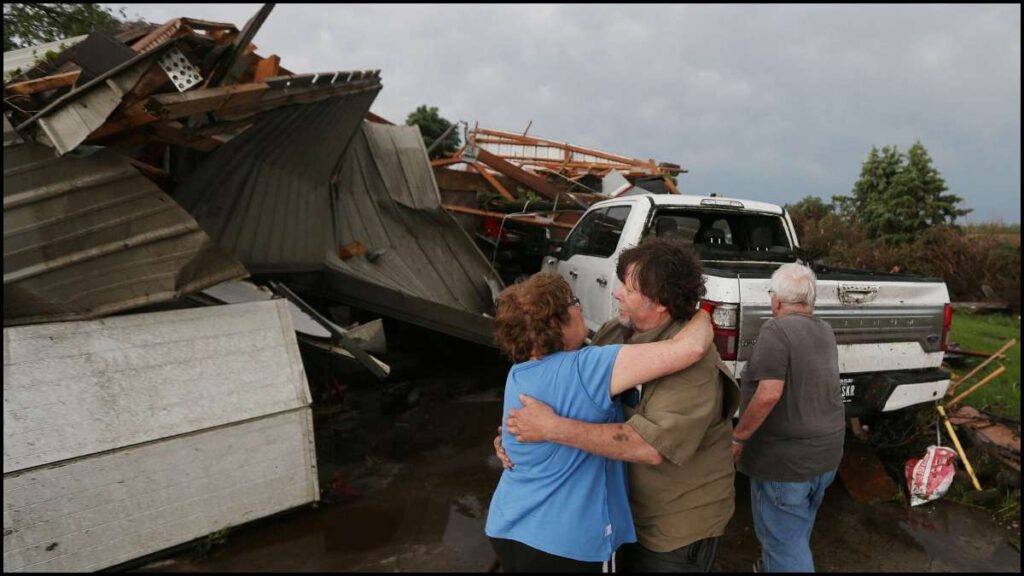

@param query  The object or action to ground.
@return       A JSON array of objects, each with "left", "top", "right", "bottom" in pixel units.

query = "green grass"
[
  {"left": 962, "top": 222, "right": 1021, "bottom": 235},
  {"left": 947, "top": 311, "right": 1021, "bottom": 420}
]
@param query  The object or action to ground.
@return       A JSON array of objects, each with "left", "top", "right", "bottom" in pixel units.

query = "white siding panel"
[
  {"left": 3, "top": 301, "right": 310, "bottom": 474},
  {"left": 3, "top": 409, "right": 319, "bottom": 572}
]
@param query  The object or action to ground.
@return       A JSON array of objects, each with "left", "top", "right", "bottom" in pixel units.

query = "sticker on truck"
[{"left": 840, "top": 377, "right": 855, "bottom": 403}]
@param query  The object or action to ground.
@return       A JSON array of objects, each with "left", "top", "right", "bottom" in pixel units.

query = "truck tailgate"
[{"left": 735, "top": 271, "right": 949, "bottom": 374}]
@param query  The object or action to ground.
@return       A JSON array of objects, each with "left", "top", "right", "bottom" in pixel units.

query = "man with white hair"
[{"left": 732, "top": 263, "right": 845, "bottom": 573}]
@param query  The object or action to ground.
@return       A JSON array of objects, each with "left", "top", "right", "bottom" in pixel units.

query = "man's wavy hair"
[
  {"left": 616, "top": 238, "right": 706, "bottom": 321},
  {"left": 494, "top": 274, "right": 573, "bottom": 363}
]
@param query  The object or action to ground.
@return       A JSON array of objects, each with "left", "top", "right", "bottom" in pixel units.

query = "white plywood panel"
[
  {"left": 3, "top": 300, "right": 310, "bottom": 474},
  {"left": 3, "top": 408, "right": 319, "bottom": 572}
]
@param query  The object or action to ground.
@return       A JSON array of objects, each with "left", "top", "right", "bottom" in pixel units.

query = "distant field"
[
  {"left": 946, "top": 311, "right": 1021, "bottom": 420},
  {"left": 963, "top": 222, "right": 1021, "bottom": 235}
]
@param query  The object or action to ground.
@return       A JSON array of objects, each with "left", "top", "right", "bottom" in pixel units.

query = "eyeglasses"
[{"left": 568, "top": 296, "right": 581, "bottom": 308}]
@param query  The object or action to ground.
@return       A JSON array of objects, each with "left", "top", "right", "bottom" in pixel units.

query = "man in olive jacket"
[{"left": 500, "top": 239, "right": 740, "bottom": 572}]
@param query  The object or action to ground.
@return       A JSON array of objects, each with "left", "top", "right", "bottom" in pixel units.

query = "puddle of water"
[{"left": 139, "top": 396, "right": 503, "bottom": 572}]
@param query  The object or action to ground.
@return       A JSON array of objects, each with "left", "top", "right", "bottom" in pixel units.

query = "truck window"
[
  {"left": 590, "top": 206, "right": 631, "bottom": 257},
  {"left": 561, "top": 206, "right": 632, "bottom": 260},
  {"left": 561, "top": 208, "right": 603, "bottom": 260},
  {"left": 649, "top": 215, "right": 700, "bottom": 242},
  {"left": 649, "top": 209, "right": 793, "bottom": 260},
  {"left": 698, "top": 219, "right": 732, "bottom": 245}
]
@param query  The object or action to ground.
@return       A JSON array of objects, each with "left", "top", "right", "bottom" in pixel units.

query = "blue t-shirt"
[{"left": 485, "top": 344, "right": 634, "bottom": 562}]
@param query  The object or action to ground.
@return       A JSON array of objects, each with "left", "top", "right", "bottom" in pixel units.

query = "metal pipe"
[
  {"left": 426, "top": 122, "right": 459, "bottom": 156},
  {"left": 268, "top": 281, "right": 388, "bottom": 380},
  {"left": 490, "top": 200, "right": 533, "bottom": 268}
]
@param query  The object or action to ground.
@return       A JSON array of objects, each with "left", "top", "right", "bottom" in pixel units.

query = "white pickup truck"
[{"left": 541, "top": 193, "right": 953, "bottom": 416}]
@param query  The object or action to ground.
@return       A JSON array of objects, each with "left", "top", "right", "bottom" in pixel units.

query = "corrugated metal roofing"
[
  {"left": 3, "top": 142, "right": 248, "bottom": 326},
  {"left": 175, "top": 89, "right": 381, "bottom": 272},
  {"left": 174, "top": 94, "right": 503, "bottom": 345},
  {"left": 2, "top": 35, "right": 88, "bottom": 75},
  {"left": 326, "top": 122, "right": 502, "bottom": 346}
]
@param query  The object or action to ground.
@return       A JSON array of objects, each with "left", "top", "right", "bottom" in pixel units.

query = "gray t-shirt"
[{"left": 738, "top": 313, "right": 845, "bottom": 481}]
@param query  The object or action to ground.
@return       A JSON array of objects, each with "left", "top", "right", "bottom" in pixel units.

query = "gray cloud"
[{"left": 108, "top": 4, "right": 1020, "bottom": 222}]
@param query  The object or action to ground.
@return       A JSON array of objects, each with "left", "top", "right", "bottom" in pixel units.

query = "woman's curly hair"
[{"left": 494, "top": 274, "right": 573, "bottom": 363}]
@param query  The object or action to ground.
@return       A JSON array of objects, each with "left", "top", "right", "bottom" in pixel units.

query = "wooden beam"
[
  {"left": 467, "top": 162, "right": 516, "bottom": 200},
  {"left": 147, "top": 82, "right": 269, "bottom": 119},
  {"left": 86, "top": 82, "right": 269, "bottom": 141},
  {"left": 430, "top": 156, "right": 464, "bottom": 168},
  {"left": 365, "top": 110, "right": 395, "bottom": 125},
  {"left": 148, "top": 122, "right": 224, "bottom": 152},
  {"left": 442, "top": 204, "right": 575, "bottom": 230},
  {"left": 253, "top": 54, "right": 280, "bottom": 82},
  {"left": 4, "top": 71, "right": 79, "bottom": 96},
  {"left": 119, "top": 61, "right": 174, "bottom": 110},
  {"left": 475, "top": 147, "right": 565, "bottom": 201}
]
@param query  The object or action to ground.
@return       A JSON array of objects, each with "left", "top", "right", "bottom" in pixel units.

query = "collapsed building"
[
  {"left": 2, "top": 5, "right": 688, "bottom": 571},
  {"left": 2, "top": 5, "right": 494, "bottom": 572}
]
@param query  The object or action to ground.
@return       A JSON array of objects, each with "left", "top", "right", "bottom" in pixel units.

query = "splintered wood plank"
[{"left": 4, "top": 71, "right": 80, "bottom": 96}]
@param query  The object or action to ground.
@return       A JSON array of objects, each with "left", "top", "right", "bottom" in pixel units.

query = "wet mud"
[
  {"left": 136, "top": 371, "right": 1019, "bottom": 573},
  {"left": 718, "top": 472, "right": 1021, "bottom": 572}
]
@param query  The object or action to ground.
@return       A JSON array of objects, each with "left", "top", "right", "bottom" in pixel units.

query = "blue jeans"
[{"left": 750, "top": 470, "right": 836, "bottom": 572}]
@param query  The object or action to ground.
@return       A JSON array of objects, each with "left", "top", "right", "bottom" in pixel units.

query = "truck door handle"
[
  {"left": 569, "top": 270, "right": 578, "bottom": 279},
  {"left": 596, "top": 277, "right": 608, "bottom": 287},
  {"left": 839, "top": 284, "right": 880, "bottom": 305}
]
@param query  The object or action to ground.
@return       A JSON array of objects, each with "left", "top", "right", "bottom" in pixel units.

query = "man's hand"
[
  {"left": 506, "top": 394, "right": 558, "bottom": 443},
  {"left": 731, "top": 440, "right": 744, "bottom": 464},
  {"left": 493, "top": 426, "right": 514, "bottom": 470}
]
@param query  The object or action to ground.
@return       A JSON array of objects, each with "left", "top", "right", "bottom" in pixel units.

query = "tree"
[
  {"left": 834, "top": 142, "right": 970, "bottom": 245},
  {"left": 3, "top": 4, "right": 127, "bottom": 52},
  {"left": 405, "top": 105, "right": 461, "bottom": 160},
  {"left": 786, "top": 195, "right": 859, "bottom": 261},
  {"left": 899, "top": 142, "right": 970, "bottom": 230}
]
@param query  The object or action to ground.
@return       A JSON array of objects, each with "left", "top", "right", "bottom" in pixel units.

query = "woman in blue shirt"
[{"left": 485, "top": 273, "right": 712, "bottom": 572}]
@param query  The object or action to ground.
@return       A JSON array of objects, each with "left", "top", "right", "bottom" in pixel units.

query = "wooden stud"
[
  {"left": 467, "top": 162, "right": 516, "bottom": 200},
  {"left": 948, "top": 365, "right": 1007, "bottom": 407},
  {"left": 949, "top": 338, "right": 1017, "bottom": 395},
  {"left": 4, "top": 71, "right": 80, "bottom": 96},
  {"left": 937, "top": 404, "right": 983, "bottom": 491}
]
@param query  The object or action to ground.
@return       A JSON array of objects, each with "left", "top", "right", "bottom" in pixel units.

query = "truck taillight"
[
  {"left": 941, "top": 303, "right": 953, "bottom": 351},
  {"left": 699, "top": 300, "right": 738, "bottom": 360}
]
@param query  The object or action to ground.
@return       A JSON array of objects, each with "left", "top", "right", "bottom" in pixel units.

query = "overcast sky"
[{"left": 107, "top": 4, "right": 1021, "bottom": 223}]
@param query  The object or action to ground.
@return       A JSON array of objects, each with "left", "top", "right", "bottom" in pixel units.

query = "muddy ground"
[{"left": 133, "top": 330, "right": 1020, "bottom": 573}]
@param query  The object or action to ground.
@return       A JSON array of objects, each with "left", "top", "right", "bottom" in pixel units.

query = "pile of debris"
[
  {"left": 432, "top": 126, "right": 686, "bottom": 283},
  {"left": 1, "top": 5, "right": 495, "bottom": 572},
  {"left": 4, "top": 3, "right": 502, "bottom": 347},
  {"left": 3, "top": 5, "right": 698, "bottom": 569}
]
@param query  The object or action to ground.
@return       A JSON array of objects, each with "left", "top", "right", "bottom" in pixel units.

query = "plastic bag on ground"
[{"left": 904, "top": 445, "right": 959, "bottom": 507}]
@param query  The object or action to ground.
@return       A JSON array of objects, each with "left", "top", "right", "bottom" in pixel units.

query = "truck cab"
[{"left": 542, "top": 193, "right": 953, "bottom": 415}]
